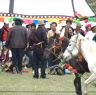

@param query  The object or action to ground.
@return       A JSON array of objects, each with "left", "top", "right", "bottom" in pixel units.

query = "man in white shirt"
[
  {"left": 47, "top": 22, "right": 60, "bottom": 67},
  {"left": 85, "top": 31, "right": 95, "bottom": 40},
  {"left": 47, "top": 22, "right": 60, "bottom": 47},
  {"left": 85, "top": 26, "right": 96, "bottom": 41},
  {"left": 47, "top": 22, "right": 60, "bottom": 39},
  {"left": 60, "top": 20, "right": 74, "bottom": 40}
]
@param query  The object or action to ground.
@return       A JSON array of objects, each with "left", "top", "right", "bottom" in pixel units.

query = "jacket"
[
  {"left": 28, "top": 26, "right": 47, "bottom": 54},
  {"left": 0, "top": 26, "right": 9, "bottom": 41},
  {"left": 6, "top": 25, "right": 27, "bottom": 48},
  {"left": 36, "top": 26, "right": 48, "bottom": 48}
]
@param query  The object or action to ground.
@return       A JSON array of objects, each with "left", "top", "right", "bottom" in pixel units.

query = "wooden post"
[
  {"left": 71, "top": 0, "right": 76, "bottom": 17},
  {"left": 9, "top": 0, "right": 14, "bottom": 13}
]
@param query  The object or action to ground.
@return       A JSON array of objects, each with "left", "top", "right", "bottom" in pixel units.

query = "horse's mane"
[
  {"left": 85, "top": 39, "right": 96, "bottom": 48},
  {"left": 79, "top": 33, "right": 96, "bottom": 47},
  {"left": 77, "top": 34, "right": 96, "bottom": 57},
  {"left": 70, "top": 33, "right": 84, "bottom": 42},
  {"left": 70, "top": 33, "right": 96, "bottom": 49},
  {"left": 71, "top": 33, "right": 95, "bottom": 42}
]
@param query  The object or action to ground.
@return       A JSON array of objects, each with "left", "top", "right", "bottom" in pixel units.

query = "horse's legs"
[
  {"left": 74, "top": 74, "right": 82, "bottom": 95},
  {"left": 83, "top": 73, "right": 96, "bottom": 95}
]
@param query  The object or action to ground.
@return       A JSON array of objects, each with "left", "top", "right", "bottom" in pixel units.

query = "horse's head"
[{"left": 63, "top": 34, "right": 83, "bottom": 61}]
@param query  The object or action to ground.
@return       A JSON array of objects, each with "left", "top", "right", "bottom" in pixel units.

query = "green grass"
[{"left": 0, "top": 71, "right": 95, "bottom": 95}]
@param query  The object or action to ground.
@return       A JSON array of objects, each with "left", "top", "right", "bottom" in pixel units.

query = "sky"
[{"left": 0, "top": 0, "right": 95, "bottom": 16}]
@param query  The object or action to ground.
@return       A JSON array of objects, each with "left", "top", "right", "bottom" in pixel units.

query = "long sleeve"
[
  {"left": 42, "top": 31, "right": 48, "bottom": 45},
  {"left": 24, "top": 29, "right": 28, "bottom": 49},
  {"left": 5, "top": 28, "right": 12, "bottom": 48}
]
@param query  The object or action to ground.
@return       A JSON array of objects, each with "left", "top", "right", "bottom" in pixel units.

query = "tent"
[
  {"left": 0, "top": 0, "right": 95, "bottom": 28},
  {"left": 0, "top": 0, "right": 95, "bottom": 17}
]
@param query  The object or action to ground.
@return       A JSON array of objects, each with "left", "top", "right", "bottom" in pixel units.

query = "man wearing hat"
[
  {"left": 75, "top": 23, "right": 85, "bottom": 36},
  {"left": 26, "top": 23, "right": 36, "bottom": 38},
  {"left": 26, "top": 23, "right": 36, "bottom": 68},
  {"left": 85, "top": 25, "right": 96, "bottom": 41},
  {"left": 85, "top": 24, "right": 92, "bottom": 35},
  {"left": 5, "top": 18, "right": 27, "bottom": 74},
  {"left": 31, "top": 20, "right": 47, "bottom": 78}
]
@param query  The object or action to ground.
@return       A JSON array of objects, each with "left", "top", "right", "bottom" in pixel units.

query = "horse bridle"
[
  {"left": 66, "top": 35, "right": 80, "bottom": 58},
  {"left": 66, "top": 42, "right": 76, "bottom": 58}
]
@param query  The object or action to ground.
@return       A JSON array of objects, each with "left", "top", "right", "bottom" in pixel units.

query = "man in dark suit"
[
  {"left": 5, "top": 18, "right": 27, "bottom": 74},
  {"left": 29, "top": 20, "right": 47, "bottom": 78}
]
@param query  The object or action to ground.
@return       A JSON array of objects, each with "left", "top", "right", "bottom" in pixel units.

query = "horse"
[
  {"left": 60, "top": 36, "right": 88, "bottom": 95},
  {"left": 48, "top": 35, "right": 89, "bottom": 94},
  {"left": 63, "top": 33, "right": 96, "bottom": 95}
]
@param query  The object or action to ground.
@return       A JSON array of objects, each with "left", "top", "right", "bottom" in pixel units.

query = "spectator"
[
  {"left": 84, "top": 24, "right": 92, "bottom": 35},
  {"left": 5, "top": 18, "right": 27, "bottom": 74},
  {"left": 26, "top": 23, "right": 34, "bottom": 38},
  {"left": 75, "top": 23, "right": 85, "bottom": 36},
  {"left": 47, "top": 22, "right": 60, "bottom": 47},
  {"left": 0, "top": 22, "right": 10, "bottom": 47},
  {"left": 92, "top": 26, "right": 96, "bottom": 42},
  {"left": 26, "top": 23, "right": 36, "bottom": 68},
  {"left": 47, "top": 22, "right": 60, "bottom": 68},
  {"left": 85, "top": 25, "right": 96, "bottom": 41},
  {"left": 60, "top": 20, "right": 74, "bottom": 39},
  {"left": 30, "top": 20, "right": 47, "bottom": 78}
]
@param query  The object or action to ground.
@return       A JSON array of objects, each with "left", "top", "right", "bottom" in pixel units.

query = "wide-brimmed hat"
[
  {"left": 13, "top": 18, "right": 24, "bottom": 23},
  {"left": 38, "top": 20, "right": 45, "bottom": 25},
  {"left": 26, "top": 23, "right": 36, "bottom": 28}
]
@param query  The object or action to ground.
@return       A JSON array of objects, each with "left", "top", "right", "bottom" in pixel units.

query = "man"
[
  {"left": 92, "top": 26, "right": 96, "bottom": 42},
  {"left": 30, "top": 20, "right": 47, "bottom": 78},
  {"left": 26, "top": 23, "right": 36, "bottom": 68},
  {"left": 26, "top": 23, "right": 33, "bottom": 38},
  {"left": 5, "top": 18, "right": 27, "bottom": 74},
  {"left": 47, "top": 22, "right": 60, "bottom": 68},
  {"left": 0, "top": 22, "right": 10, "bottom": 47},
  {"left": 47, "top": 22, "right": 60, "bottom": 44},
  {"left": 85, "top": 26, "right": 96, "bottom": 41},
  {"left": 60, "top": 20, "right": 74, "bottom": 39},
  {"left": 75, "top": 23, "right": 85, "bottom": 36},
  {"left": 84, "top": 24, "right": 92, "bottom": 35}
]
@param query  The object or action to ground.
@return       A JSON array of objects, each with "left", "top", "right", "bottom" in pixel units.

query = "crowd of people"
[{"left": 0, "top": 18, "right": 96, "bottom": 79}]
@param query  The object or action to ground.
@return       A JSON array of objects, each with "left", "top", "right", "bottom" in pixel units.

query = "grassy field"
[{"left": 0, "top": 70, "right": 95, "bottom": 95}]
